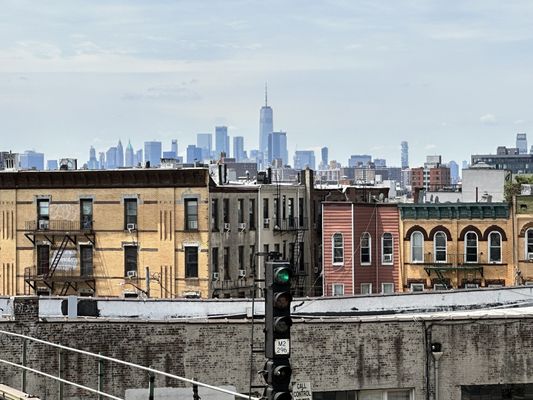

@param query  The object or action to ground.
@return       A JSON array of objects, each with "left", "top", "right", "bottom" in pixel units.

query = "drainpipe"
[
  {"left": 257, "top": 185, "right": 262, "bottom": 297},
  {"left": 433, "top": 352, "right": 442, "bottom": 400}
]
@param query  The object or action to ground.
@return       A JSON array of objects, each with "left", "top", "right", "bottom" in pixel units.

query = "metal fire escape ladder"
[{"left": 47, "top": 234, "right": 76, "bottom": 278}]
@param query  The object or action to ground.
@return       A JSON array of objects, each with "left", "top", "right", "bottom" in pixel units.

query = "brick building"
[{"left": 513, "top": 195, "right": 533, "bottom": 285}]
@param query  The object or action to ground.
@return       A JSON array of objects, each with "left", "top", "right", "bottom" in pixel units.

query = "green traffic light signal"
[{"left": 274, "top": 266, "right": 291, "bottom": 284}]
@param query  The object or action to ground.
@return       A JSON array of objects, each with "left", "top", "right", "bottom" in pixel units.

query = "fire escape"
[
  {"left": 24, "top": 216, "right": 96, "bottom": 296},
  {"left": 422, "top": 253, "right": 484, "bottom": 289}
]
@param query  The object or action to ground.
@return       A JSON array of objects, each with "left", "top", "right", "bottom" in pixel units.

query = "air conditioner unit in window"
[
  {"left": 127, "top": 223, "right": 137, "bottom": 232},
  {"left": 212, "top": 272, "right": 219, "bottom": 281},
  {"left": 38, "top": 220, "right": 49, "bottom": 230},
  {"left": 465, "top": 283, "right": 479, "bottom": 289},
  {"left": 433, "top": 284, "right": 447, "bottom": 291},
  {"left": 383, "top": 254, "right": 393, "bottom": 263},
  {"left": 264, "top": 218, "right": 270, "bottom": 226},
  {"left": 238, "top": 269, "right": 246, "bottom": 278},
  {"left": 223, "top": 223, "right": 231, "bottom": 231},
  {"left": 238, "top": 223, "right": 247, "bottom": 231},
  {"left": 528, "top": 252, "right": 533, "bottom": 261},
  {"left": 126, "top": 270, "right": 137, "bottom": 279}
]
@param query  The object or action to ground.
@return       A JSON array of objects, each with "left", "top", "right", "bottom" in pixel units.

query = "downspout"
[
  {"left": 321, "top": 202, "right": 325, "bottom": 296},
  {"left": 257, "top": 185, "right": 262, "bottom": 297},
  {"left": 375, "top": 204, "right": 379, "bottom": 292}
]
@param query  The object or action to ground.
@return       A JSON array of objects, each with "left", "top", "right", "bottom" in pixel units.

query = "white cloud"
[{"left": 480, "top": 113, "right": 497, "bottom": 125}]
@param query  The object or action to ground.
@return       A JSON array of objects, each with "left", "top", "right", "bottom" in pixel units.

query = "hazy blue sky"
[{"left": 2, "top": 0, "right": 533, "bottom": 167}]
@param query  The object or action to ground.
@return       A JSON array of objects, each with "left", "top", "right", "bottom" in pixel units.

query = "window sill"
[
  {"left": 332, "top": 262, "right": 344, "bottom": 267},
  {"left": 360, "top": 263, "right": 372, "bottom": 266},
  {"left": 381, "top": 263, "right": 393, "bottom": 266}
]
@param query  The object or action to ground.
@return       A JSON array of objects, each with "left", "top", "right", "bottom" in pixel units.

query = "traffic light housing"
[{"left": 264, "top": 261, "right": 293, "bottom": 400}]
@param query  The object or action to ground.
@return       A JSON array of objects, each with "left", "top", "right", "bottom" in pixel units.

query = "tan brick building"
[
  {"left": 0, "top": 168, "right": 211, "bottom": 298},
  {"left": 513, "top": 195, "right": 533, "bottom": 284},
  {"left": 399, "top": 203, "right": 514, "bottom": 290}
]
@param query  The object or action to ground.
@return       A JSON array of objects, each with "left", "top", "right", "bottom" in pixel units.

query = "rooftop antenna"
[{"left": 264, "top": 82, "right": 268, "bottom": 106}]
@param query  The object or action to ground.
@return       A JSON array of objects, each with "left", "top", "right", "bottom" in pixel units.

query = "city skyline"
[{"left": 2, "top": 1, "right": 533, "bottom": 167}]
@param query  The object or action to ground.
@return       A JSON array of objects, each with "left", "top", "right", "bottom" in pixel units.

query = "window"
[
  {"left": 434, "top": 231, "right": 447, "bottom": 263},
  {"left": 248, "top": 199, "right": 256, "bottom": 230},
  {"left": 212, "top": 247, "right": 219, "bottom": 273},
  {"left": 289, "top": 243, "right": 295, "bottom": 266},
  {"left": 37, "top": 199, "right": 49, "bottom": 229},
  {"left": 80, "top": 199, "right": 93, "bottom": 230},
  {"left": 527, "top": 229, "right": 533, "bottom": 259},
  {"left": 237, "top": 199, "right": 244, "bottom": 224},
  {"left": 273, "top": 198, "right": 279, "bottom": 227},
  {"left": 358, "top": 389, "right": 412, "bottom": 400},
  {"left": 274, "top": 243, "right": 280, "bottom": 255},
  {"left": 80, "top": 245, "right": 93, "bottom": 276},
  {"left": 382, "top": 233, "right": 393, "bottom": 264},
  {"left": 185, "top": 199, "right": 198, "bottom": 231},
  {"left": 124, "top": 246, "right": 138, "bottom": 276},
  {"left": 124, "top": 198, "right": 137, "bottom": 229},
  {"left": 299, "top": 198, "right": 304, "bottom": 228},
  {"left": 332, "top": 284, "right": 344, "bottom": 296},
  {"left": 288, "top": 198, "right": 295, "bottom": 227},
  {"left": 488, "top": 231, "right": 502, "bottom": 263},
  {"left": 299, "top": 242, "right": 305, "bottom": 272},
  {"left": 332, "top": 233, "right": 344, "bottom": 264},
  {"left": 263, "top": 198, "right": 269, "bottom": 228},
  {"left": 410, "top": 283, "right": 424, "bottom": 292},
  {"left": 223, "top": 199, "right": 230, "bottom": 224},
  {"left": 263, "top": 244, "right": 269, "bottom": 259},
  {"left": 238, "top": 245, "right": 244, "bottom": 270},
  {"left": 410, "top": 231, "right": 424, "bottom": 263},
  {"left": 223, "top": 247, "right": 230, "bottom": 279},
  {"left": 185, "top": 246, "right": 198, "bottom": 278},
  {"left": 360, "top": 232, "right": 371, "bottom": 264},
  {"left": 381, "top": 283, "right": 394, "bottom": 294},
  {"left": 37, "top": 245, "right": 50, "bottom": 275},
  {"left": 360, "top": 283, "right": 372, "bottom": 294},
  {"left": 465, "top": 231, "right": 478, "bottom": 263},
  {"left": 211, "top": 199, "right": 219, "bottom": 231},
  {"left": 249, "top": 245, "right": 255, "bottom": 270}
]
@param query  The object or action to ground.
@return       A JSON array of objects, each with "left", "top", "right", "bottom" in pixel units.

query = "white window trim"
[
  {"left": 332, "top": 283, "right": 344, "bottom": 296},
  {"left": 360, "top": 232, "right": 371, "bottom": 265},
  {"left": 381, "top": 233, "right": 393, "bottom": 265},
  {"left": 433, "top": 231, "right": 447, "bottom": 263},
  {"left": 526, "top": 228, "right": 533, "bottom": 260},
  {"left": 381, "top": 282, "right": 394, "bottom": 294},
  {"left": 332, "top": 232, "right": 344, "bottom": 266},
  {"left": 410, "top": 283, "right": 424, "bottom": 292},
  {"left": 360, "top": 283, "right": 372, "bottom": 295},
  {"left": 410, "top": 231, "right": 424, "bottom": 263},
  {"left": 487, "top": 231, "right": 502, "bottom": 264},
  {"left": 464, "top": 231, "right": 478, "bottom": 263}
]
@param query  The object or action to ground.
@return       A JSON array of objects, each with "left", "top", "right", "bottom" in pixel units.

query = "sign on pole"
[{"left": 292, "top": 382, "right": 312, "bottom": 400}]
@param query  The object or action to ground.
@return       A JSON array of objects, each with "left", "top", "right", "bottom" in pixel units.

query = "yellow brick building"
[
  {"left": 0, "top": 168, "right": 211, "bottom": 298},
  {"left": 399, "top": 203, "right": 514, "bottom": 290},
  {"left": 513, "top": 195, "right": 533, "bottom": 284}
]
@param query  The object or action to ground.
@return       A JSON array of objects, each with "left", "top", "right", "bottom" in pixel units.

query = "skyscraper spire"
[{"left": 265, "top": 82, "right": 268, "bottom": 106}]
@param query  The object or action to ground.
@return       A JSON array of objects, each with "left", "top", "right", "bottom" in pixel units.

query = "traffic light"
[{"left": 264, "top": 261, "right": 293, "bottom": 400}]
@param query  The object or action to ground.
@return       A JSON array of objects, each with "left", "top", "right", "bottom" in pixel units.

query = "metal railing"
[
  {"left": 25, "top": 219, "right": 93, "bottom": 232},
  {"left": 272, "top": 217, "right": 308, "bottom": 231},
  {"left": 25, "top": 265, "right": 94, "bottom": 279},
  {"left": 0, "top": 329, "right": 259, "bottom": 400},
  {"left": 419, "top": 252, "right": 502, "bottom": 266}
]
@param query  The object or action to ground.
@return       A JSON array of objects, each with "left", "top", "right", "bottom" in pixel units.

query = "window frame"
[
  {"left": 381, "top": 283, "right": 394, "bottom": 294},
  {"left": 185, "top": 246, "right": 199, "bottom": 278},
  {"left": 410, "top": 231, "right": 424, "bottom": 263},
  {"left": 80, "top": 245, "right": 93, "bottom": 277},
  {"left": 488, "top": 231, "right": 502, "bottom": 263},
  {"left": 434, "top": 231, "right": 447, "bottom": 263},
  {"left": 248, "top": 199, "right": 256, "bottom": 230},
  {"left": 381, "top": 233, "right": 393, "bottom": 265},
  {"left": 332, "top": 232, "right": 344, "bottom": 265},
  {"left": 360, "top": 283, "right": 372, "bottom": 295},
  {"left": 124, "top": 245, "right": 138, "bottom": 276},
  {"left": 211, "top": 247, "right": 219, "bottom": 273},
  {"left": 80, "top": 198, "right": 93, "bottom": 230},
  {"left": 527, "top": 228, "right": 533, "bottom": 259},
  {"left": 360, "top": 232, "right": 371, "bottom": 265},
  {"left": 211, "top": 198, "right": 219, "bottom": 231},
  {"left": 124, "top": 198, "right": 138, "bottom": 229},
  {"left": 185, "top": 198, "right": 199, "bottom": 231},
  {"left": 464, "top": 231, "right": 478, "bottom": 263},
  {"left": 37, "top": 198, "right": 50, "bottom": 229},
  {"left": 410, "top": 283, "right": 424, "bottom": 292},
  {"left": 332, "top": 283, "right": 344, "bottom": 296}
]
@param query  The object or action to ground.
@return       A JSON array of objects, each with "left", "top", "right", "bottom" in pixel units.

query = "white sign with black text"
[{"left": 292, "top": 382, "right": 312, "bottom": 400}]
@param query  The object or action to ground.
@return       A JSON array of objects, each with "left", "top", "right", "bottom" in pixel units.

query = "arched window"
[
  {"left": 361, "top": 232, "right": 371, "bottom": 264},
  {"left": 382, "top": 233, "right": 393, "bottom": 264},
  {"left": 488, "top": 232, "right": 502, "bottom": 263},
  {"left": 332, "top": 233, "right": 344, "bottom": 264},
  {"left": 526, "top": 229, "right": 533, "bottom": 260},
  {"left": 465, "top": 231, "right": 478, "bottom": 263},
  {"left": 434, "top": 231, "right": 447, "bottom": 263},
  {"left": 411, "top": 231, "right": 424, "bottom": 263}
]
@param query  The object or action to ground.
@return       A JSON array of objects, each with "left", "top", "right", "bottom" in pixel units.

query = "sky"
[{"left": 2, "top": 0, "right": 533, "bottom": 168}]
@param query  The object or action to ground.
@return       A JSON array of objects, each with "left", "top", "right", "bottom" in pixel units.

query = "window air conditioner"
[
  {"left": 465, "top": 283, "right": 479, "bottom": 289},
  {"left": 39, "top": 220, "right": 49, "bottom": 230},
  {"left": 223, "top": 223, "right": 231, "bottom": 231},
  {"left": 264, "top": 218, "right": 270, "bottom": 226},
  {"left": 127, "top": 223, "right": 137, "bottom": 231},
  {"left": 127, "top": 270, "right": 137, "bottom": 279},
  {"left": 238, "top": 269, "right": 246, "bottom": 278},
  {"left": 238, "top": 223, "right": 247, "bottom": 231},
  {"left": 528, "top": 252, "right": 533, "bottom": 261},
  {"left": 383, "top": 254, "right": 393, "bottom": 263},
  {"left": 212, "top": 272, "right": 219, "bottom": 281}
]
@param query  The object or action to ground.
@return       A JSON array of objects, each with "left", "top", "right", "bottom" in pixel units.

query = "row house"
[
  {"left": 322, "top": 190, "right": 400, "bottom": 296},
  {"left": 0, "top": 168, "right": 211, "bottom": 298},
  {"left": 513, "top": 195, "right": 533, "bottom": 284},
  {"left": 399, "top": 203, "right": 513, "bottom": 290},
  {"left": 209, "top": 169, "right": 316, "bottom": 298}
]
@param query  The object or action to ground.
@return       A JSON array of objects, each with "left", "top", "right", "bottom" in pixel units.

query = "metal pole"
[
  {"left": 58, "top": 349, "right": 64, "bottom": 400},
  {"left": 434, "top": 359, "right": 439, "bottom": 400},
  {"left": 21, "top": 339, "right": 27, "bottom": 392},
  {"left": 98, "top": 352, "right": 104, "bottom": 400},
  {"left": 193, "top": 380, "right": 200, "bottom": 400},
  {"left": 148, "top": 368, "right": 155, "bottom": 400},
  {"left": 145, "top": 266, "right": 150, "bottom": 298}
]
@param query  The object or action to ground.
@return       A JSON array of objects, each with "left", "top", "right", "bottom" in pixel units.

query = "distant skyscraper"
[
  {"left": 462, "top": 160, "right": 469, "bottom": 170},
  {"left": 106, "top": 147, "right": 117, "bottom": 169},
  {"left": 321, "top": 147, "right": 328, "bottom": 167},
  {"left": 268, "top": 131, "right": 288, "bottom": 165},
  {"left": 125, "top": 140, "right": 134, "bottom": 167},
  {"left": 116, "top": 139, "right": 124, "bottom": 167},
  {"left": 348, "top": 155, "right": 372, "bottom": 168},
  {"left": 294, "top": 150, "right": 316, "bottom": 170},
  {"left": 197, "top": 133, "right": 212, "bottom": 160},
  {"left": 144, "top": 141, "right": 162, "bottom": 167},
  {"left": 47, "top": 160, "right": 58, "bottom": 170},
  {"left": 19, "top": 150, "right": 44, "bottom": 170},
  {"left": 259, "top": 85, "right": 273, "bottom": 158},
  {"left": 401, "top": 141, "right": 409, "bottom": 169},
  {"left": 88, "top": 146, "right": 98, "bottom": 169},
  {"left": 448, "top": 160, "right": 460, "bottom": 184},
  {"left": 233, "top": 136, "right": 245, "bottom": 162},
  {"left": 517, "top": 133, "right": 527, "bottom": 154},
  {"left": 215, "top": 126, "right": 229, "bottom": 158},
  {"left": 171, "top": 139, "right": 178, "bottom": 157},
  {"left": 135, "top": 149, "right": 143, "bottom": 167},
  {"left": 186, "top": 145, "right": 203, "bottom": 164},
  {"left": 374, "top": 159, "right": 387, "bottom": 167},
  {"left": 98, "top": 152, "right": 105, "bottom": 169}
]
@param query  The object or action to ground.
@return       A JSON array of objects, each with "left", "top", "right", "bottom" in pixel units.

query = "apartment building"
[
  {"left": 0, "top": 168, "right": 211, "bottom": 298},
  {"left": 399, "top": 203, "right": 513, "bottom": 290},
  {"left": 513, "top": 195, "right": 533, "bottom": 285}
]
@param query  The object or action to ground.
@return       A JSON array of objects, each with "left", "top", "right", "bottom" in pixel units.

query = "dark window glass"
[
  {"left": 80, "top": 199, "right": 93, "bottom": 230},
  {"left": 37, "top": 199, "right": 49, "bottom": 229},
  {"left": 434, "top": 232, "right": 446, "bottom": 262},
  {"left": 489, "top": 232, "right": 501, "bottom": 263},
  {"left": 238, "top": 245, "right": 244, "bottom": 269},
  {"left": 223, "top": 247, "right": 230, "bottom": 280},
  {"left": 124, "top": 246, "right": 138, "bottom": 275},
  {"left": 212, "top": 247, "right": 219, "bottom": 273},
  {"left": 465, "top": 232, "right": 478, "bottom": 262},
  {"left": 249, "top": 199, "right": 256, "bottom": 230},
  {"left": 124, "top": 199, "right": 137, "bottom": 228},
  {"left": 80, "top": 245, "right": 93, "bottom": 276},
  {"left": 360, "top": 233, "right": 371, "bottom": 264},
  {"left": 185, "top": 247, "right": 198, "bottom": 278},
  {"left": 185, "top": 199, "right": 198, "bottom": 231},
  {"left": 211, "top": 199, "right": 219, "bottom": 231},
  {"left": 37, "top": 245, "right": 50, "bottom": 275},
  {"left": 238, "top": 199, "right": 244, "bottom": 224},
  {"left": 223, "top": 199, "right": 230, "bottom": 224}
]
